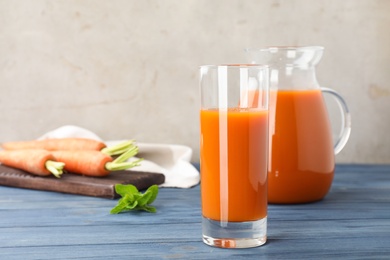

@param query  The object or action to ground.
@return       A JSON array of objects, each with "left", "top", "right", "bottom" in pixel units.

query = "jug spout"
[
  {"left": 245, "top": 46, "right": 324, "bottom": 69},
  {"left": 246, "top": 46, "right": 324, "bottom": 90}
]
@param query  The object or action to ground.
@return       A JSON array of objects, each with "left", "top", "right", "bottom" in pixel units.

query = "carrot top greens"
[
  {"left": 45, "top": 160, "right": 65, "bottom": 178},
  {"left": 101, "top": 140, "right": 136, "bottom": 156},
  {"left": 105, "top": 144, "right": 143, "bottom": 172}
]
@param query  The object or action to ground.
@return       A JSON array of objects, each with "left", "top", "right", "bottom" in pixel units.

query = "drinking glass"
[{"left": 199, "top": 64, "right": 269, "bottom": 248}]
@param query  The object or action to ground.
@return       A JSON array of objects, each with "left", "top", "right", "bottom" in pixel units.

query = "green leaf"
[
  {"left": 145, "top": 185, "right": 159, "bottom": 204},
  {"left": 137, "top": 190, "right": 152, "bottom": 207},
  {"left": 140, "top": 205, "right": 157, "bottom": 213},
  {"left": 110, "top": 184, "right": 159, "bottom": 214},
  {"left": 136, "top": 185, "right": 159, "bottom": 206},
  {"left": 110, "top": 199, "right": 129, "bottom": 214},
  {"left": 125, "top": 200, "right": 138, "bottom": 210},
  {"left": 114, "top": 184, "right": 138, "bottom": 197}
]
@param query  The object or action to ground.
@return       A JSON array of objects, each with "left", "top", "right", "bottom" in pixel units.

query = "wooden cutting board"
[{"left": 0, "top": 165, "right": 165, "bottom": 199}]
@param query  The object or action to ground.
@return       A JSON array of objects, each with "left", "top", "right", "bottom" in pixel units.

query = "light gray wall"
[{"left": 1, "top": 0, "right": 389, "bottom": 163}]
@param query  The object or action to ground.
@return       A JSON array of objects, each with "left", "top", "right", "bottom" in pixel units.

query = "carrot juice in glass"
[{"left": 199, "top": 64, "right": 269, "bottom": 248}]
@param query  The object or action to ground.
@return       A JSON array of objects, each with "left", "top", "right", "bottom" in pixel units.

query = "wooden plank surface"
[
  {"left": 0, "top": 164, "right": 389, "bottom": 259},
  {"left": 0, "top": 165, "right": 165, "bottom": 199}
]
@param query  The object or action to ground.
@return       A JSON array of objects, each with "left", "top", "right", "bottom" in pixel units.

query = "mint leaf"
[
  {"left": 140, "top": 205, "right": 157, "bottom": 213},
  {"left": 110, "top": 184, "right": 159, "bottom": 214},
  {"left": 138, "top": 190, "right": 152, "bottom": 207},
  {"left": 145, "top": 185, "right": 158, "bottom": 204},
  {"left": 125, "top": 200, "right": 138, "bottom": 210},
  {"left": 115, "top": 184, "right": 139, "bottom": 197},
  {"left": 137, "top": 185, "right": 159, "bottom": 206},
  {"left": 110, "top": 199, "right": 128, "bottom": 214}
]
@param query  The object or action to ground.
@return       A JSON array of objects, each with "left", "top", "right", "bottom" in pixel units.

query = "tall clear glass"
[{"left": 199, "top": 64, "right": 269, "bottom": 248}]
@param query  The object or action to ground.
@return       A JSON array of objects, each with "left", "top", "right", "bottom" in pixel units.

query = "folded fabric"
[{"left": 38, "top": 125, "right": 200, "bottom": 188}]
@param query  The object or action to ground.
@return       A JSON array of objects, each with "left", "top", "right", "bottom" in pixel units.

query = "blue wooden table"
[{"left": 0, "top": 164, "right": 389, "bottom": 259}]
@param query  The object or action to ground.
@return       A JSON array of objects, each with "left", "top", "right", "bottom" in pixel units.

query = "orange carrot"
[
  {"left": 1, "top": 138, "right": 135, "bottom": 156},
  {"left": 52, "top": 150, "right": 112, "bottom": 177},
  {"left": 1, "top": 138, "right": 106, "bottom": 152},
  {"left": 52, "top": 147, "right": 143, "bottom": 177},
  {"left": 0, "top": 149, "right": 65, "bottom": 177}
]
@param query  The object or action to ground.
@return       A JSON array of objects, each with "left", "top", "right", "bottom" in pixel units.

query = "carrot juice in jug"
[{"left": 268, "top": 89, "right": 334, "bottom": 203}]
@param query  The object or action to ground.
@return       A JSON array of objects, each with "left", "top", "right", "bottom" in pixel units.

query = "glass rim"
[
  {"left": 244, "top": 46, "right": 324, "bottom": 53},
  {"left": 200, "top": 64, "right": 269, "bottom": 69}
]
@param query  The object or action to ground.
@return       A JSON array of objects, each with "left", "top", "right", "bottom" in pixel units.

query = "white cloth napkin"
[{"left": 38, "top": 125, "right": 200, "bottom": 188}]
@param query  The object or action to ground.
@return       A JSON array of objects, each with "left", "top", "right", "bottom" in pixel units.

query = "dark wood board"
[{"left": 0, "top": 164, "right": 165, "bottom": 199}]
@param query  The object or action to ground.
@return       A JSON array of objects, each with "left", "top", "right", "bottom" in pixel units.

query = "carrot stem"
[
  {"left": 105, "top": 144, "right": 143, "bottom": 171},
  {"left": 101, "top": 140, "right": 135, "bottom": 156},
  {"left": 44, "top": 160, "right": 65, "bottom": 178},
  {"left": 112, "top": 145, "right": 139, "bottom": 164},
  {"left": 105, "top": 158, "right": 143, "bottom": 171}
]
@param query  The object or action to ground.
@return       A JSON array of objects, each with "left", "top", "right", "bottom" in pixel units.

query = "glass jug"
[{"left": 246, "top": 46, "right": 351, "bottom": 204}]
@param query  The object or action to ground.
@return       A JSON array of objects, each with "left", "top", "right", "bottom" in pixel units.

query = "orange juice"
[
  {"left": 200, "top": 108, "right": 268, "bottom": 222},
  {"left": 268, "top": 89, "right": 335, "bottom": 203}
]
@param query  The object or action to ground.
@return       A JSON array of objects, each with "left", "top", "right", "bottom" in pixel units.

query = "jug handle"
[{"left": 321, "top": 87, "right": 352, "bottom": 155}]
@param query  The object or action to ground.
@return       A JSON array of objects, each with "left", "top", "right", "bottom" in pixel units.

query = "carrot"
[
  {"left": 52, "top": 151, "right": 112, "bottom": 177},
  {"left": 1, "top": 138, "right": 105, "bottom": 151},
  {"left": 0, "top": 149, "right": 65, "bottom": 178},
  {"left": 52, "top": 145, "right": 143, "bottom": 177},
  {"left": 1, "top": 138, "right": 135, "bottom": 156}
]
